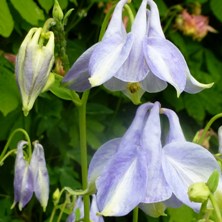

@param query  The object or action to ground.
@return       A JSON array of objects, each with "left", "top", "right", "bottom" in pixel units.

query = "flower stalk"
[
  {"left": 197, "top": 113, "right": 222, "bottom": 146},
  {"left": 77, "top": 90, "right": 90, "bottom": 222}
]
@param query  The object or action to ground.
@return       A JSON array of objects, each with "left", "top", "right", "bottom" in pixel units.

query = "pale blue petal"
[
  {"left": 184, "top": 71, "right": 214, "bottom": 93},
  {"left": 30, "top": 142, "right": 49, "bottom": 211},
  {"left": 115, "top": 0, "right": 148, "bottom": 82},
  {"left": 103, "top": 77, "right": 127, "bottom": 91},
  {"left": 96, "top": 147, "right": 148, "bottom": 216},
  {"left": 62, "top": 44, "right": 97, "bottom": 92},
  {"left": 102, "top": 0, "right": 128, "bottom": 40},
  {"left": 162, "top": 108, "right": 185, "bottom": 143},
  {"left": 143, "top": 37, "right": 187, "bottom": 96},
  {"left": 147, "top": 0, "right": 165, "bottom": 38},
  {"left": 14, "top": 141, "right": 34, "bottom": 210},
  {"left": 90, "top": 195, "right": 104, "bottom": 222},
  {"left": 140, "top": 71, "right": 167, "bottom": 93},
  {"left": 142, "top": 102, "right": 172, "bottom": 202},
  {"left": 89, "top": 34, "right": 133, "bottom": 87},
  {"left": 162, "top": 141, "right": 220, "bottom": 211},
  {"left": 139, "top": 202, "right": 167, "bottom": 217},
  {"left": 88, "top": 139, "right": 120, "bottom": 191},
  {"left": 118, "top": 103, "right": 153, "bottom": 151}
]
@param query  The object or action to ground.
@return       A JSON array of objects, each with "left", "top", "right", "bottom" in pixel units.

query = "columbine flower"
[
  {"left": 88, "top": 102, "right": 220, "bottom": 216},
  {"left": 30, "top": 141, "right": 49, "bottom": 211},
  {"left": 63, "top": 0, "right": 212, "bottom": 102},
  {"left": 16, "top": 27, "right": 54, "bottom": 116},
  {"left": 12, "top": 141, "right": 33, "bottom": 211},
  {"left": 66, "top": 195, "right": 104, "bottom": 222},
  {"left": 12, "top": 141, "right": 49, "bottom": 211}
]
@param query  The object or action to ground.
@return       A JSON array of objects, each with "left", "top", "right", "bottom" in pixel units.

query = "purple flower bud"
[
  {"left": 30, "top": 141, "right": 49, "bottom": 211},
  {"left": 12, "top": 141, "right": 34, "bottom": 211}
]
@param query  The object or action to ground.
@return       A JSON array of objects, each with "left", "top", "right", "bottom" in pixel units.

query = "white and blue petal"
[
  {"left": 13, "top": 141, "right": 34, "bottom": 210},
  {"left": 142, "top": 102, "right": 172, "bottom": 202},
  {"left": 30, "top": 142, "right": 49, "bottom": 211},
  {"left": 143, "top": 37, "right": 187, "bottom": 96},
  {"left": 162, "top": 141, "right": 220, "bottom": 211},
  {"left": 162, "top": 108, "right": 185, "bottom": 143},
  {"left": 62, "top": 44, "right": 98, "bottom": 92},
  {"left": 88, "top": 138, "right": 120, "bottom": 192},
  {"left": 96, "top": 147, "right": 148, "bottom": 216},
  {"left": 114, "top": 0, "right": 149, "bottom": 82},
  {"left": 88, "top": 0, "right": 133, "bottom": 86}
]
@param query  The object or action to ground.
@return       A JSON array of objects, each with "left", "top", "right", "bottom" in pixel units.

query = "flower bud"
[
  {"left": 30, "top": 141, "right": 49, "bottom": 211},
  {"left": 188, "top": 182, "right": 211, "bottom": 203},
  {"left": 12, "top": 141, "right": 34, "bottom": 211},
  {"left": 16, "top": 27, "right": 54, "bottom": 116},
  {"left": 53, "top": 0, "right": 64, "bottom": 21}
]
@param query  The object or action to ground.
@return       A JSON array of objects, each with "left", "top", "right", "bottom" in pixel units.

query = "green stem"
[
  {"left": 197, "top": 113, "right": 222, "bottom": 145},
  {"left": 209, "top": 193, "right": 222, "bottom": 222},
  {"left": 0, "top": 149, "right": 17, "bottom": 166},
  {"left": 132, "top": 207, "right": 139, "bottom": 222},
  {"left": 77, "top": 90, "right": 90, "bottom": 222},
  {"left": 0, "top": 128, "right": 32, "bottom": 162},
  {"left": 49, "top": 206, "right": 57, "bottom": 222}
]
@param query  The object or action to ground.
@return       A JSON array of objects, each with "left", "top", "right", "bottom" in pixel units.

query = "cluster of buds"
[
  {"left": 12, "top": 141, "right": 49, "bottom": 211},
  {"left": 175, "top": 4, "right": 217, "bottom": 41}
]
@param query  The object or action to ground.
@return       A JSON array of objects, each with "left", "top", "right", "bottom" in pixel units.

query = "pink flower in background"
[{"left": 175, "top": 9, "right": 217, "bottom": 41}]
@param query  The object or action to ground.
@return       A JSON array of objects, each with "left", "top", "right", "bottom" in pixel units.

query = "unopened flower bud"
[
  {"left": 16, "top": 27, "right": 54, "bottom": 116},
  {"left": 53, "top": 188, "right": 60, "bottom": 204},
  {"left": 53, "top": 0, "right": 64, "bottom": 21},
  {"left": 188, "top": 182, "right": 211, "bottom": 203}
]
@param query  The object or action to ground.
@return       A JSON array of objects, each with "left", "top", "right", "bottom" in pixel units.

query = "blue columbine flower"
[
  {"left": 88, "top": 102, "right": 220, "bottom": 216},
  {"left": 12, "top": 141, "right": 49, "bottom": 211},
  {"left": 16, "top": 27, "right": 54, "bottom": 116},
  {"left": 63, "top": 0, "right": 212, "bottom": 101}
]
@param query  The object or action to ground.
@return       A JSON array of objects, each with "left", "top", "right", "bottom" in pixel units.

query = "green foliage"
[
  {"left": 210, "top": 0, "right": 222, "bottom": 22},
  {"left": 0, "top": 0, "right": 14, "bottom": 37},
  {"left": 0, "top": 0, "right": 222, "bottom": 221},
  {"left": 0, "top": 57, "right": 20, "bottom": 116}
]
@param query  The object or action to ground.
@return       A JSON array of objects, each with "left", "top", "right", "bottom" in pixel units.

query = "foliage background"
[{"left": 0, "top": 0, "right": 222, "bottom": 221}]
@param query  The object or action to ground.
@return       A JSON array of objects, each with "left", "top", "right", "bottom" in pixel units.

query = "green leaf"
[
  {"left": 155, "top": 0, "right": 168, "bottom": 16},
  {"left": 0, "top": 69, "right": 20, "bottom": 116},
  {"left": 0, "top": 0, "right": 14, "bottom": 37},
  {"left": 210, "top": 0, "right": 222, "bottom": 22},
  {"left": 49, "top": 74, "right": 78, "bottom": 101},
  {"left": 207, "top": 170, "right": 219, "bottom": 193},
  {"left": 10, "top": 0, "right": 45, "bottom": 25},
  {"left": 167, "top": 205, "right": 196, "bottom": 222},
  {"left": 37, "top": 0, "right": 54, "bottom": 13},
  {"left": 58, "top": 0, "right": 68, "bottom": 9},
  {"left": 183, "top": 94, "right": 205, "bottom": 123}
]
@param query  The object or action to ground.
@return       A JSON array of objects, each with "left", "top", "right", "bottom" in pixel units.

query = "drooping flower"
[
  {"left": 12, "top": 141, "right": 49, "bottom": 211},
  {"left": 30, "top": 141, "right": 49, "bottom": 212},
  {"left": 66, "top": 195, "right": 104, "bottom": 222},
  {"left": 88, "top": 102, "right": 220, "bottom": 216},
  {"left": 16, "top": 27, "right": 54, "bottom": 116},
  {"left": 12, "top": 141, "right": 34, "bottom": 211},
  {"left": 63, "top": 0, "right": 212, "bottom": 102}
]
